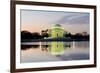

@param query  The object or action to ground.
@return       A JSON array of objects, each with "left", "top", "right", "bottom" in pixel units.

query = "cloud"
[{"left": 55, "top": 13, "right": 90, "bottom": 25}]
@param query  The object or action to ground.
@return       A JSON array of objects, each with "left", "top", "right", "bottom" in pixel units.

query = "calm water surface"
[{"left": 21, "top": 41, "right": 89, "bottom": 63}]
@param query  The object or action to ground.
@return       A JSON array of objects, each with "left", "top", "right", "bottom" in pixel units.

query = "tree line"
[
  {"left": 21, "top": 30, "right": 89, "bottom": 41},
  {"left": 21, "top": 30, "right": 49, "bottom": 40}
]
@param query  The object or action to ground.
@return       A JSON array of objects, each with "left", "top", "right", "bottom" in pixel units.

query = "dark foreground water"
[{"left": 21, "top": 41, "right": 89, "bottom": 63}]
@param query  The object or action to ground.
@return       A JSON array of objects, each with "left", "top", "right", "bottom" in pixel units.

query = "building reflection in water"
[
  {"left": 21, "top": 42, "right": 71, "bottom": 56},
  {"left": 50, "top": 42, "right": 64, "bottom": 56}
]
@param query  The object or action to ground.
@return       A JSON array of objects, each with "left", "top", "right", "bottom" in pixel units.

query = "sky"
[{"left": 21, "top": 9, "right": 90, "bottom": 34}]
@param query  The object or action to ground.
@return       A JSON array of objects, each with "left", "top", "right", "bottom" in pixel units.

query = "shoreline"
[{"left": 21, "top": 38, "right": 89, "bottom": 42}]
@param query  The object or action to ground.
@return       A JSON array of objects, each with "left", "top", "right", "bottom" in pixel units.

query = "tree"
[
  {"left": 21, "top": 31, "right": 41, "bottom": 40},
  {"left": 64, "top": 31, "right": 72, "bottom": 37},
  {"left": 32, "top": 32, "right": 41, "bottom": 39},
  {"left": 41, "top": 29, "right": 49, "bottom": 38},
  {"left": 21, "top": 30, "right": 33, "bottom": 40}
]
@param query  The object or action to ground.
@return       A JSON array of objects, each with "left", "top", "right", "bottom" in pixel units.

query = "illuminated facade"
[{"left": 51, "top": 24, "right": 64, "bottom": 38}]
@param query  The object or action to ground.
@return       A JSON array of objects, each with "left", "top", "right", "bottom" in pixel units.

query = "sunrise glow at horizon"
[{"left": 21, "top": 10, "right": 90, "bottom": 34}]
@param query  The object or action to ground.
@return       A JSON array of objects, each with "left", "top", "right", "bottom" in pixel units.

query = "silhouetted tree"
[
  {"left": 64, "top": 31, "right": 72, "bottom": 37},
  {"left": 21, "top": 30, "right": 33, "bottom": 40},
  {"left": 41, "top": 29, "right": 49, "bottom": 38},
  {"left": 21, "top": 31, "right": 41, "bottom": 40},
  {"left": 32, "top": 32, "right": 41, "bottom": 39}
]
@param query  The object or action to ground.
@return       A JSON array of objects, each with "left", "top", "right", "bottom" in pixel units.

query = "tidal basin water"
[{"left": 21, "top": 41, "right": 89, "bottom": 63}]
